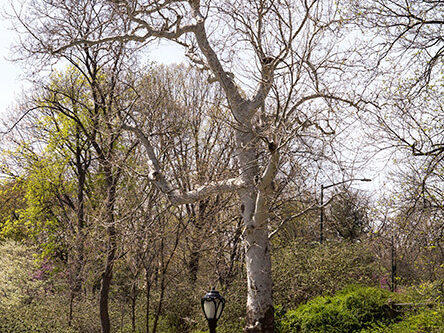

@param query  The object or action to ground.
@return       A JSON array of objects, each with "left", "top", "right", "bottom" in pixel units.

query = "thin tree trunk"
[
  {"left": 99, "top": 170, "right": 117, "bottom": 333},
  {"left": 99, "top": 224, "right": 116, "bottom": 333},
  {"left": 219, "top": 217, "right": 243, "bottom": 289},
  {"left": 69, "top": 132, "right": 88, "bottom": 327},
  {"left": 131, "top": 283, "right": 137, "bottom": 332},
  {"left": 145, "top": 270, "right": 151, "bottom": 333},
  {"left": 68, "top": 290, "right": 75, "bottom": 327},
  {"left": 152, "top": 274, "right": 165, "bottom": 333}
]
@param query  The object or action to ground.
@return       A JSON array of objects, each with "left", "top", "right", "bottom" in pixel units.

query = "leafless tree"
[
  {"left": 345, "top": 1, "right": 443, "bottom": 245},
  {"left": 345, "top": 0, "right": 443, "bottom": 159},
  {"left": 8, "top": 8, "right": 138, "bottom": 331},
  {"left": 347, "top": 0, "right": 444, "bottom": 89},
  {"left": 10, "top": 0, "right": 366, "bottom": 331}
]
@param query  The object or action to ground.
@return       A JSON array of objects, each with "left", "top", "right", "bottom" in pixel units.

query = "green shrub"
[
  {"left": 0, "top": 303, "right": 77, "bottom": 333},
  {"left": 0, "top": 240, "right": 45, "bottom": 307},
  {"left": 272, "top": 240, "right": 382, "bottom": 307},
  {"left": 360, "top": 307, "right": 444, "bottom": 333},
  {"left": 277, "top": 285, "right": 397, "bottom": 333},
  {"left": 0, "top": 240, "right": 95, "bottom": 332},
  {"left": 402, "top": 280, "right": 444, "bottom": 304}
]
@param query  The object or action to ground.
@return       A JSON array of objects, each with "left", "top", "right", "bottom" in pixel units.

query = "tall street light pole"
[{"left": 320, "top": 178, "right": 371, "bottom": 244}]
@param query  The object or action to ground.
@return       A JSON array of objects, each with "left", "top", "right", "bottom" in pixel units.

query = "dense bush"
[
  {"left": 276, "top": 286, "right": 398, "bottom": 333},
  {"left": 361, "top": 307, "right": 444, "bottom": 333},
  {"left": 360, "top": 280, "right": 444, "bottom": 333},
  {"left": 1, "top": 239, "right": 440, "bottom": 333},
  {"left": 0, "top": 240, "right": 45, "bottom": 307},
  {"left": 0, "top": 303, "right": 77, "bottom": 333},
  {"left": 402, "top": 280, "right": 444, "bottom": 304},
  {"left": 272, "top": 240, "right": 382, "bottom": 307},
  {"left": 0, "top": 241, "right": 97, "bottom": 332}
]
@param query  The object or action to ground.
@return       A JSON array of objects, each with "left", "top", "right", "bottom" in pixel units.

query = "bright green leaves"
[{"left": 1, "top": 152, "right": 68, "bottom": 259}]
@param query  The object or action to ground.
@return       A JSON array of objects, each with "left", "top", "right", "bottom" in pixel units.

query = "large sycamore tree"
[{"left": 12, "top": 0, "right": 362, "bottom": 331}]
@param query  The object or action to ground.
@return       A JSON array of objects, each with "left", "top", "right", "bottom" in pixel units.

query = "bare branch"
[
  {"left": 268, "top": 203, "right": 318, "bottom": 239},
  {"left": 122, "top": 123, "right": 247, "bottom": 205},
  {"left": 51, "top": 22, "right": 196, "bottom": 54}
]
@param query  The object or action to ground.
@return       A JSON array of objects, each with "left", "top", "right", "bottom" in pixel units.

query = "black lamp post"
[
  {"left": 320, "top": 178, "right": 371, "bottom": 244},
  {"left": 201, "top": 289, "right": 225, "bottom": 333},
  {"left": 391, "top": 233, "right": 397, "bottom": 292}
]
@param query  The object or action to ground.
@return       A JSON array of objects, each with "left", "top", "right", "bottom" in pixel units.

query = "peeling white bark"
[
  {"left": 237, "top": 131, "right": 277, "bottom": 333},
  {"left": 187, "top": 5, "right": 278, "bottom": 330}
]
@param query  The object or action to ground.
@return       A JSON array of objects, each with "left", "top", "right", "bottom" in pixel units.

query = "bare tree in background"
[
  {"left": 130, "top": 65, "right": 241, "bottom": 332},
  {"left": 348, "top": 0, "right": 444, "bottom": 89},
  {"left": 345, "top": 0, "right": 444, "bottom": 158},
  {"left": 6, "top": 2, "right": 140, "bottom": 330},
  {"left": 345, "top": 0, "right": 443, "bottom": 230}
]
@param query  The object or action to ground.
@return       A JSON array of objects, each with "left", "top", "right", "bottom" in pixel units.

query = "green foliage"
[
  {"left": 0, "top": 240, "right": 76, "bottom": 332},
  {"left": 215, "top": 283, "right": 246, "bottom": 333},
  {"left": 360, "top": 307, "right": 444, "bottom": 333},
  {"left": 0, "top": 240, "right": 45, "bottom": 307},
  {"left": 272, "top": 240, "right": 381, "bottom": 307},
  {"left": 402, "top": 279, "right": 444, "bottom": 304},
  {"left": 0, "top": 143, "right": 70, "bottom": 258},
  {"left": 277, "top": 286, "right": 397, "bottom": 333},
  {"left": 0, "top": 303, "right": 77, "bottom": 333},
  {"left": 0, "top": 180, "right": 26, "bottom": 240},
  {"left": 274, "top": 304, "right": 287, "bottom": 333}
]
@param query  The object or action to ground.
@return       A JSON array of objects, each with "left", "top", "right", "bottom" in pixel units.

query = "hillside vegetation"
[{"left": 0, "top": 240, "right": 442, "bottom": 332}]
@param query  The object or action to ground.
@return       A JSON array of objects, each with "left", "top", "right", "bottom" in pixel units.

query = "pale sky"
[
  {"left": 0, "top": 0, "right": 22, "bottom": 120},
  {"left": 0, "top": 0, "right": 185, "bottom": 120}
]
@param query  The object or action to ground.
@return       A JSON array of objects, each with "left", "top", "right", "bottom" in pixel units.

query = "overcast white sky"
[
  {"left": 0, "top": 0, "right": 185, "bottom": 119},
  {"left": 0, "top": 0, "right": 21, "bottom": 120}
]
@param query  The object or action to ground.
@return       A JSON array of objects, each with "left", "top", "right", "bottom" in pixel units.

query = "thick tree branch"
[
  {"left": 248, "top": 63, "right": 276, "bottom": 113},
  {"left": 259, "top": 143, "right": 280, "bottom": 191},
  {"left": 188, "top": 2, "right": 247, "bottom": 116},
  {"left": 123, "top": 123, "right": 247, "bottom": 205},
  {"left": 52, "top": 22, "right": 196, "bottom": 54}
]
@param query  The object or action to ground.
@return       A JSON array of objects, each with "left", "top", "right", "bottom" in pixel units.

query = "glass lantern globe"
[{"left": 201, "top": 289, "right": 225, "bottom": 321}]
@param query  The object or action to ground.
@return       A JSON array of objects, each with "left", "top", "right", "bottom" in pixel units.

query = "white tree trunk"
[
  {"left": 237, "top": 130, "right": 274, "bottom": 333},
  {"left": 243, "top": 190, "right": 274, "bottom": 333}
]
